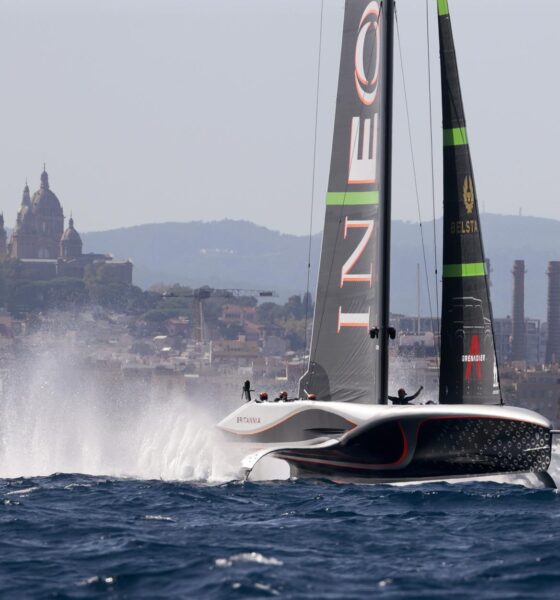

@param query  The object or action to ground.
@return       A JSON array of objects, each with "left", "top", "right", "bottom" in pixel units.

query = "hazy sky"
[{"left": 0, "top": 0, "right": 558, "bottom": 235}]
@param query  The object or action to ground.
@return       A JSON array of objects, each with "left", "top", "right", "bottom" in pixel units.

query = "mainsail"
[
  {"left": 437, "top": 0, "right": 500, "bottom": 404},
  {"left": 300, "top": 0, "right": 392, "bottom": 403}
]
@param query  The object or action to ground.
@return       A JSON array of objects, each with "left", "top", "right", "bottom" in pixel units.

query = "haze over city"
[{"left": 1, "top": 0, "right": 558, "bottom": 234}]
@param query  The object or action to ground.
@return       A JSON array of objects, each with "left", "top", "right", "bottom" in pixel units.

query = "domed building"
[
  {"left": 60, "top": 216, "right": 82, "bottom": 258},
  {"left": 10, "top": 169, "right": 65, "bottom": 259},
  {"left": 2, "top": 168, "right": 133, "bottom": 285}
]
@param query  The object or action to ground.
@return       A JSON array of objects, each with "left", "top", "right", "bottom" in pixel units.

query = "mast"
[
  {"left": 437, "top": 0, "right": 500, "bottom": 405},
  {"left": 378, "top": 0, "right": 395, "bottom": 405}
]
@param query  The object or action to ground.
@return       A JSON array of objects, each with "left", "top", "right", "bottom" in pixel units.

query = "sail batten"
[
  {"left": 299, "top": 0, "right": 392, "bottom": 404},
  {"left": 438, "top": 1, "right": 500, "bottom": 405}
]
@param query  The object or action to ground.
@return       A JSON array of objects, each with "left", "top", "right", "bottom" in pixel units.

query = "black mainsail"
[
  {"left": 437, "top": 0, "right": 500, "bottom": 404},
  {"left": 300, "top": 0, "right": 393, "bottom": 403}
]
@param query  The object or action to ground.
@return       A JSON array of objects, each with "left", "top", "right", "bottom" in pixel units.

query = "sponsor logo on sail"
[
  {"left": 354, "top": 2, "right": 381, "bottom": 106},
  {"left": 462, "top": 335, "right": 486, "bottom": 381},
  {"left": 340, "top": 217, "right": 374, "bottom": 288},
  {"left": 337, "top": 1, "right": 379, "bottom": 334},
  {"left": 348, "top": 1, "right": 381, "bottom": 185},
  {"left": 450, "top": 219, "right": 479, "bottom": 235},
  {"left": 463, "top": 176, "right": 474, "bottom": 214}
]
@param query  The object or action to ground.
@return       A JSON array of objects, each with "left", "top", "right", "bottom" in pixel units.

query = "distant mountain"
[
  {"left": 391, "top": 213, "right": 560, "bottom": 321},
  {"left": 81, "top": 214, "right": 560, "bottom": 320}
]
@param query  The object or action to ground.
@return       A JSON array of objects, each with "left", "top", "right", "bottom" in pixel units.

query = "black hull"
[{"left": 273, "top": 416, "right": 553, "bottom": 485}]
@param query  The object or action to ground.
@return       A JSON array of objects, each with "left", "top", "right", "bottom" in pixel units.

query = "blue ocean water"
[
  {"left": 1, "top": 356, "right": 559, "bottom": 598},
  {"left": 1, "top": 476, "right": 560, "bottom": 599}
]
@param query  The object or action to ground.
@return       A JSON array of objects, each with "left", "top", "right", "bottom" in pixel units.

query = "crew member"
[
  {"left": 242, "top": 380, "right": 253, "bottom": 402},
  {"left": 389, "top": 386, "right": 423, "bottom": 405}
]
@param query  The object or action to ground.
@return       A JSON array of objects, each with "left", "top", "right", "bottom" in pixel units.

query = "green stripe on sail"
[
  {"left": 443, "top": 263, "right": 486, "bottom": 278},
  {"left": 437, "top": 0, "right": 449, "bottom": 16},
  {"left": 443, "top": 127, "right": 468, "bottom": 147},
  {"left": 326, "top": 191, "right": 379, "bottom": 206}
]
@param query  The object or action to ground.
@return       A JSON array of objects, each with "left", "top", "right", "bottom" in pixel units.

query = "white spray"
[
  {"left": 0, "top": 340, "right": 239, "bottom": 482},
  {"left": 1, "top": 329, "right": 558, "bottom": 486}
]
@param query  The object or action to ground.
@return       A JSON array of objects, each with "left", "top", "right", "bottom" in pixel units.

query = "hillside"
[
  {"left": 81, "top": 214, "right": 560, "bottom": 320},
  {"left": 82, "top": 219, "right": 321, "bottom": 299}
]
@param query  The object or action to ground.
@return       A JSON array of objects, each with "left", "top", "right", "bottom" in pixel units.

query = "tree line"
[{"left": 0, "top": 264, "right": 315, "bottom": 349}]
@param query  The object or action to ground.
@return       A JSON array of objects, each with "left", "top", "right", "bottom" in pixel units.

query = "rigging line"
[
  {"left": 394, "top": 6, "right": 436, "bottom": 346},
  {"left": 303, "top": 0, "right": 325, "bottom": 373},
  {"left": 425, "top": 0, "right": 440, "bottom": 364}
]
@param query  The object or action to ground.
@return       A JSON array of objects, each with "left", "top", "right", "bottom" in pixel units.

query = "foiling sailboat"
[{"left": 218, "top": 0, "right": 555, "bottom": 486}]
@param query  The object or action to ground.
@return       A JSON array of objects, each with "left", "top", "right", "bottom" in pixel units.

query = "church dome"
[
  {"left": 61, "top": 217, "right": 82, "bottom": 243},
  {"left": 31, "top": 169, "right": 63, "bottom": 217},
  {"left": 60, "top": 216, "right": 83, "bottom": 258}
]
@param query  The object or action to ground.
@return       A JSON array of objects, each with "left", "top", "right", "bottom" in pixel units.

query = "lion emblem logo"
[{"left": 463, "top": 176, "right": 474, "bottom": 214}]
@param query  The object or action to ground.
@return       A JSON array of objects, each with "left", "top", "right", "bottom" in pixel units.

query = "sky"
[{"left": 0, "top": 0, "right": 559, "bottom": 235}]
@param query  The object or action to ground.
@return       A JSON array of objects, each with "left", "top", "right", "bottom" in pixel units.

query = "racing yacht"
[{"left": 218, "top": 0, "right": 554, "bottom": 486}]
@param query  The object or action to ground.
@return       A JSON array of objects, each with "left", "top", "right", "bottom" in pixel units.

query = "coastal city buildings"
[{"left": 0, "top": 175, "right": 559, "bottom": 425}]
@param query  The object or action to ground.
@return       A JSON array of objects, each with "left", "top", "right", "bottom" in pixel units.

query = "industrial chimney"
[
  {"left": 511, "top": 260, "right": 526, "bottom": 361},
  {"left": 545, "top": 261, "right": 560, "bottom": 364}
]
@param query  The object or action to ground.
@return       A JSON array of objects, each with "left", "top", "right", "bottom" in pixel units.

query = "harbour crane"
[{"left": 162, "top": 287, "right": 276, "bottom": 343}]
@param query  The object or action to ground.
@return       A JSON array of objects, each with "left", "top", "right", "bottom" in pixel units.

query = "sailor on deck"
[{"left": 389, "top": 386, "right": 423, "bottom": 405}]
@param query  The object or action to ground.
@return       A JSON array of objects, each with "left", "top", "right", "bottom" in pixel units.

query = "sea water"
[
  {"left": 2, "top": 474, "right": 560, "bottom": 598},
  {"left": 1, "top": 352, "right": 560, "bottom": 598}
]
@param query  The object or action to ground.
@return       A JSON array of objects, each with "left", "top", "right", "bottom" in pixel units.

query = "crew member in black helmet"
[
  {"left": 389, "top": 386, "right": 423, "bottom": 405},
  {"left": 242, "top": 380, "right": 253, "bottom": 402}
]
